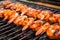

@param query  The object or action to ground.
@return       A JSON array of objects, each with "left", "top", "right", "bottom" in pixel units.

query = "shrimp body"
[
  {"left": 2, "top": 1, "right": 11, "bottom": 7},
  {"left": 1, "top": 1, "right": 60, "bottom": 39},
  {"left": 30, "top": 20, "right": 43, "bottom": 31},
  {"left": 2, "top": 1, "right": 60, "bottom": 24},
  {"left": 46, "top": 24, "right": 60, "bottom": 39}
]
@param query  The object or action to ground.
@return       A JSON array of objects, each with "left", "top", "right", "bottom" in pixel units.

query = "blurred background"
[
  {"left": 18, "top": 0, "right": 60, "bottom": 6},
  {"left": 19, "top": 0, "right": 60, "bottom": 2}
]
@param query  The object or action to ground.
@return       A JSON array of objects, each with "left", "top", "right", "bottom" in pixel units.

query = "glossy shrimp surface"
[
  {"left": 1, "top": 1, "right": 60, "bottom": 39},
  {"left": 46, "top": 24, "right": 60, "bottom": 39},
  {"left": 0, "top": 8, "right": 60, "bottom": 39},
  {"left": 2, "top": 2, "right": 60, "bottom": 24}
]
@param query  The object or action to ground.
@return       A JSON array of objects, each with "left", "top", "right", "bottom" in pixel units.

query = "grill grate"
[{"left": 0, "top": 0, "right": 60, "bottom": 40}]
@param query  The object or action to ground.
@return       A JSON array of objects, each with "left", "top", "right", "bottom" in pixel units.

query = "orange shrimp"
[
  {"left": 2, "top": 10, "right": 11, "bottom": 21},
  {"left": 22, "top": 18, "right": 34, "bottom": 31},
  {"left": 0, "top": 8, "right": 4, "bottom": 18},
  {"left": 49, "top": 16, "right": 56, "bottom": 23},
  {"left": 46, "top": 24, "right": 60, "bottom": 39},
  {"left": 53, "top": 14, "right": 60, "bottom": 24},
  {"left": 18, "top": 15, "right": 27, "bottom": 25},
  {"left": 2, "top": 1, "right": 11, "bottom": 7},
  {"left": 3, "top": 2, "right": 60, "bottom": 23},
  {"left": 36, "top": 22, "right": 50, "bottom": 35},
  {"left": 0, "top": 8, "right": 60, "bottom": 39},
  {"left": 30, "top": 20, "right": 43, "bottom": 31},
  {"left": 6, "top": 3, "right": 15, "bottom": 9},
  {"left": 21, "top": 8, "right": 32, "bottom": 16},
  {"left": 13, "top": 15, "right": 27, "bottom": 26},
  {"left": 13, "top": 16, "right": 21, "bottom": 25},
  {"left": 8, "top": 12, "right": 19, "bottom": 24}
]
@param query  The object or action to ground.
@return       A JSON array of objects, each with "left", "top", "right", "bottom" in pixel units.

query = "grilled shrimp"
[
  {"left": 2, "top": 10, "right": 11, "bottom": 21},
  {"left": 18, "top": 15, "right": 28, "bottom": 25},
  {"left": 36, "top": 23, "right": 60, "bottom": 39},
  {"left": 0, "top": 8, "right": 4, "bottom": 18},
  {"left": 3, "top": 10, "right": 16, "bottom": 22},
  {"left": 26, "top": 8, "right": 40, "bottom": 18},
  {"left": 8, "top": 13, "right": 19, "bottom": 24},
  {"left": 36, "top": 22, "right": 50, "bottom": 35},
  {"left": 3, "top": 2, "right": 59, "bottom": 23},
  {"left": 13, "top": 16, "right": 21, "bottom": 25},
  {"left": 1, "top": 2, "right": 60, "bottom": 39},
  {"left": 5, "top": 2, "right": 27, "bottom": 11},
  {"left": 22, "top": 18, "right": 34, "bottom": 31},
  {"left": 21, "top": 7, "right": 32, "bottom": 16},
  {"left": 30, "top": 20, "right": 43, "bottom": 31},
  {"left": 13, "top": 15, "right": 27, "bottom": 25},
  {"left": 46, "top": 24, "right": 60, "bottom": 39},
  {"left": 2, "top": 1, "right": 11, "bottom": 7},
  {"left": 53, "top": 14, "right": 60, "bottom": 24}
]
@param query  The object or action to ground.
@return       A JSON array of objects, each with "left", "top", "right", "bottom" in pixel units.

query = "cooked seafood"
[
  {"left": 0, "top": 1, "right": 60, "bottom": 39},
  {"left": 0, "top": 9, "right": 60, "bottom": 39},
  {"left": 2, "top": 1, "right": 60, "bottom": 24}
]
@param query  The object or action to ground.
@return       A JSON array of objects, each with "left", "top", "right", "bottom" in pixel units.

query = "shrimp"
[
  {"left": 46, "top": 24, "right": 60, "bottom": 39},
  {"left": 22, "top": 18, "right": 34, "bottom": 31},
  {"left": 2, "top": 10, "right": 11, "bottom": 21},
  {"left": 6, "top": 3, "right": 15, "bottom": 9},
  {"left": 3, "top": 2, "right": 60, "bottom": 24},
  {"left": 30, "top": 20, "right": 43, "bottom": 31},
  {"left": 0, "top": 8, "right": 4, "bottom": 18},
  {"left": 18, "top": 15, "right": 27, "bottom": 25},
  {"left": 8, "top": 13, "right": 19, "bottom": 24},
  {"left": 2, "top": 1, "right": 11, "bottom": 7},
  {"left": 36, "top": 22, "right": 50, "bottom": 35}
]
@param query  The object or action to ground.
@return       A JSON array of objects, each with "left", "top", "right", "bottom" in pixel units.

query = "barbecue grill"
[{"left": 0, "top": 0, "right": 60, "bottom": 40}]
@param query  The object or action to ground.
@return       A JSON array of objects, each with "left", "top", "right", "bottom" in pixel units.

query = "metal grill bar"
[
  {"left": 0, "top": 26, "right": 17, "bottom": 35},
  {"left": 0, "top": 23, "right": 13, "bottom": 34},
  {"left": 0, "top": 23, "right": 4, "bottom": 25},
  {"left": 0, "top": 21, "right": 7, "bottom": 25},
  {"left": 8, "top": 30, "right": 27, "bottom": 40},
  {"left": 1, "top": 25, "right": 14, "bottom": 31},
  {"left": 0, "top": 27, "right": 22, "bottom": 40},
  {"left": 0, "top": 19, "right": 3, "bottom": 23},
  {"left": 0, "top": 21, "right": 3, "bottom": 23},
  {"left": 0, "top": 23, "right": 9, "bottom": 28},
  {"left": 33, "top": 36, "right": 40, "bottom": 40},
  {"left": 19, "top": 30, "right": 34, "bottom": 40},
  {"left": 0, "top": 27, "right": 17, "bottom": 39},
  {"left": 38, "top": 34, "right": 47, "bottom": 40}
]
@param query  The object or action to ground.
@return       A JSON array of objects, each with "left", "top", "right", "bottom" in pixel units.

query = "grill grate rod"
[
  {"left": 0, "top": 23, "right": 10, "bottom": 29},
  {"left": 0, "top": 26, "right": 17, "bottom": 35},
  {"left": 8, "top": 30, "right": 28, "bottom": 40},
  {"left": 0, "top": 27, "right": 22, "bottom": 40},
  {"left": 0, "top": 27, "right": 17, "bottom": 39},
  {"left": 0, "top": 24, "right": 14, "bottom": 31},
  {"left": 38, "top": 34, "right": 47, "bottom": 40},
  {"left": 0, "top": 21, "right": 7, "bottom": 26},
  {"left": 0, "top": 23, "right": 5, "bottom": 26},
  {"left": 0, "top": 19, "right": 3, "bottom": 23},
  {"left": 19, "top": 30, "right": 34, "bottom": 40},
  {"left": 33, "top": 35, "right": 40, "bottom": 40},
  {"left": 0, "top": 21, "right": 3, "bottom": 23}
]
